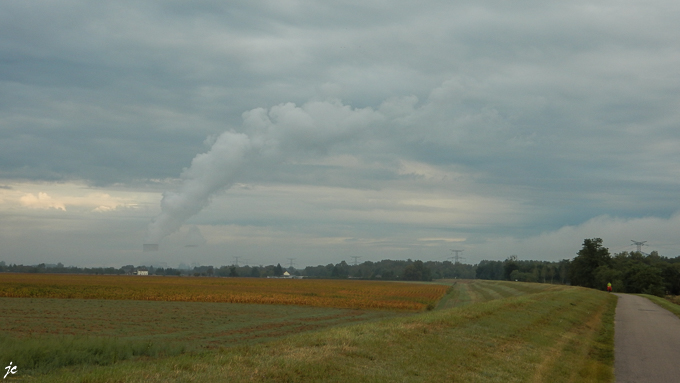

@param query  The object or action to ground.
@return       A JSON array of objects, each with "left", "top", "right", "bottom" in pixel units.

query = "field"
[
  {"left": 0, "top": 298, "right": 401, "bottom": 349},
  {"left": 0, "top": 274, "right": 447, "bottom": 311},
  {"left": 0, "top": 275, "right": 617, "bottom": 382},
  {"left": 434, "top": 279, "right": 558, "bottom": 309}
]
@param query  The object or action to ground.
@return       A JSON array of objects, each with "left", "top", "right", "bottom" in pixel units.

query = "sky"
[{"left": 1, "top": 0, "right": 679, "bottom": 268}]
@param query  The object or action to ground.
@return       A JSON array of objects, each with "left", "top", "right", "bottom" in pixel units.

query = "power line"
[
  {"left": 449, "top": 249, "right": 465, "bottom": 264},
  {"left": 286, "top": 258, "right": 296, "bottom": 269}
]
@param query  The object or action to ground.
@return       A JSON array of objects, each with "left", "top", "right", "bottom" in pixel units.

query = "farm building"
[{"left": 267, "top": 271, "right": 304, "bottom": 279}]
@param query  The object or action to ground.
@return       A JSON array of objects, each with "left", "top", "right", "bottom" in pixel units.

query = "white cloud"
[
  {"left": 2, "top": 183, "right": 153, "bottom": 213},
  {"left": 470, "top": 212, "right": 680, "bottom": 262},
  {"left": 19, "top": 192, "right": 65, "bottom": 211}
]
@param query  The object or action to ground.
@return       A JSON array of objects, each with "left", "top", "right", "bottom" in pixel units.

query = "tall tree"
[{"left": 570, "top": 238, "right": 612, "bottom": 289}]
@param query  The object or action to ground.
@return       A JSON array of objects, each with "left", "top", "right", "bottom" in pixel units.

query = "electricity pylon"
[
  {"left": 449, "top": 249, "right": 465, "bottom": 264},
  {"left": 631, "top": 240, "right": 647, "bottom": 253},
  {"left": 287, "top": 258, "right": 296, "bottom": 269}
]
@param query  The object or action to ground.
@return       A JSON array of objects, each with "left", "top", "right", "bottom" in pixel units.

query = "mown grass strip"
[
  {"left": 25, "top": 283, "right": 616, "bottom": 383},
  {"left": 470, "top": 282, "right": 505, "bottom": 301},
  {"left": 482, "top": 281, "right": 546, "bottom": 298},
  {"left": 434, "top": 283, "right": 457, "bottom": 309},
  {"left": 467, "top": 280, "right": 504, "bottom": 302},
  {"left": 533, "top": 292, "right": 616, "bottom": 383},
  {"left": 481, "top": 283, "right": 520, "bottom": 299},
  {"left": 638, "top": 294, "right": 680, "bottom": 320},
  {"left": 434, "top": 280, "right": 475, "bottom": 309},
  {"left": 454, "top": 282, "right": 473, "bottom": 307}
]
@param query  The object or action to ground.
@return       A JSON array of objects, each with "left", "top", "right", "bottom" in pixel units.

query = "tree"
[
  {"left": 402, "top": 260, "right": 432, "bottom": 281},
  {"left": 503, "top": 256, "right": 519, "bottom": 280},
  {"left": 403, "top": 264, "right": 421, "bottom": 281},
  {"left": 274, "top": 263, "right": 283, "bottom": 276},
  {"left": 661, "top": 263, "right": 680, "bottom": 295},
  {"left": 623, "top": 263, "right": 664, "bottom": 296},
  {"left": 476, "top": 260, "right": 504, "bottom": 280},
  {"left": 570, "top": 238, "right": 612, "bottom": 289}
]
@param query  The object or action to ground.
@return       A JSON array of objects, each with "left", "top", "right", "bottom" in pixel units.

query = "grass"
[
  {"left": 0, "top": 333, "right": 184, "bottom": 375},
  {"left": 11, "top": 281, "right": 616, "bottom": 383},
  {"left": 0, "top": 298, "right": 399, "bottom": 345},
  {"left": 0, "top": 297, "right": 401, "bottom": 376},
  {"left": 638, "top": 294, "right": 680, "bottom": 319},
  {"left": 435, "top": 279, "right": 556, "bottom": 309},
  {"left": 666, "top": 295, "right": 680, "bottom": 305},
  {"left": 0, "top": 274, "right": 447, "bottom": 310}
]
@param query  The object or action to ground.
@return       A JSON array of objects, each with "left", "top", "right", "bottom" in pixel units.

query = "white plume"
[{"left": 145, "top": 100, "right": 383, "bottom": 244}]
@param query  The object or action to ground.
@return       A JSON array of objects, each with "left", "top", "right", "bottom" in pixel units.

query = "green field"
[
  {"left": 0, "top": 279, "right": 617, "bottom": 382},
  {"left": 435, "top": 279, "right": 557, "bottom": 309},
  {"left": 1, "top": 298, "right": 400, "bottom": 349}
]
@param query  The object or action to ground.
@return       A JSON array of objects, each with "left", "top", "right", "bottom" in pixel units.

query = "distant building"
[
  {"left": 267, "top": 271, "right": 303, "bottom": 279},
  {"left": 137, "top": 270, "right": 149, "bottom": 276}
]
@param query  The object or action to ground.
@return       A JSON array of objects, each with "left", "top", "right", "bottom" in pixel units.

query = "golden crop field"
[{"left": 0, "top": 274, "right": 447, "bottom": 311}]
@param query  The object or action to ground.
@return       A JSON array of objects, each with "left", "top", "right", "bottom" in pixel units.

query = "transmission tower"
[
  {"left": 449, "top": 249, "right": 465, "bottom": 264},
  {"left": 233, "top": 256, "right": 240, "bottom": 267},
  {"left": 286, "top": 258, "right": 296, "bottom": 269},
  {"left": 631, "top": 240, "right": 647, "bottom": 253},
  {"left": 350, "top": 256, "right": 362, "bottom": 266}
]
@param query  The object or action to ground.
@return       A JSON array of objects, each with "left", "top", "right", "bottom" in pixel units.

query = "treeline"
[
  {"left": 569, "top": 238, "right": 680, "bottom": 296},
  {"left": 4, "top": 239, "right": 678, "bottom": 295},
  {"left": 302, "top": 259, "right": 475, "bottom": 281},
  {"left": 474, "top": 239, "right": 680, "bottom": 296},
  {"left": 0, "top": 262, "right": 126, "bottom": 275},
  {"left": 475, "top": 257, "right": 571, "bottom": 284},
  {"left": 188, "top": 259, "right": 476, "bottom": 281},
  {"left": 0, "top": 259, "right": 476, "bottom": 281}
]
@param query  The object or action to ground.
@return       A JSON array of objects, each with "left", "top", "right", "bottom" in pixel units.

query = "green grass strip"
[
  {"left": 0, "top": 334, "right": 185, "bottom": 375},
  {"left": 26, "top": 284, "right": 615, "bottom": 383},
  {"left": 638, "top": 294, "right": 680, "bottom": 320}
]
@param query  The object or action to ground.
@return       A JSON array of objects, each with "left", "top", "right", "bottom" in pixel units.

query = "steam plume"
[
  {"left": 145, "top": 100, "right": 383, "bottom": 245},
  {"left": 145, "top": 132, "right": 250, "bottom": 244},
  {"left": 184, "top": 225, "right": 207, "bottom": 247}
]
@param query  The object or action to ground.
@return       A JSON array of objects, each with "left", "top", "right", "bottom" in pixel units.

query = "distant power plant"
[{"left": 143, "top": 244, "right": 159, "bottom": 252}]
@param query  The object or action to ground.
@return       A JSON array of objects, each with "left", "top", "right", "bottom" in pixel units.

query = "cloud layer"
[{"left": 1, "top": 0, "right": 679, "bottom": 266}]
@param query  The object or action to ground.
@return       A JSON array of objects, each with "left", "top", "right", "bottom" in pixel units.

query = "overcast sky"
[{"left": 1, "top": 0, "right": 679, "bottom": 268}]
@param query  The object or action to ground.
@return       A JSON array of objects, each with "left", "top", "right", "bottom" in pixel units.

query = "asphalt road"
[{"left": 614, "top": 293, "right": 680, "bottom": 383}]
